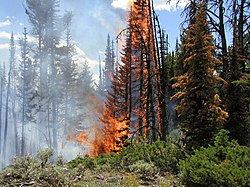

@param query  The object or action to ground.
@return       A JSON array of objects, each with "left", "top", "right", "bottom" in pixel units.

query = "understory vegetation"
[
  {"left": 0, "top": 0, "right": 249, "bottom": 186},
  {"left": 0, "top": 130, "right": 249, "bottom": 186}
]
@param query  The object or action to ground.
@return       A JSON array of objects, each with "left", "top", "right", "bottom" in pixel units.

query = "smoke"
[
  {"left": 111, "top": 0, "right": 131, "bottom": 10},
  {"left": 111, "top": 0, "right": 189, "bottom": 11},
  {"left": 60, "top": 142, "right": 89, "bottom": 161}
]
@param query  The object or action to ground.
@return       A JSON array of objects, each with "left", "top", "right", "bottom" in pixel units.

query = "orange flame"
[
  {"left": 88, "top": 109, "right": 130, "bottom": 157},
  {"left": 68, "top": 0, "right": 156, "bottom": 157},
  {"left": 67, "top": 132, "right": 89, "bottom": 145},
  {"left": 68, "top": 107, "right": 130, "bottom": 157}
]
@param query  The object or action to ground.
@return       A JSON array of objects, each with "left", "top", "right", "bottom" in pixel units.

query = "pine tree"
[
  {"left": 225, "top": 1, "right": 250, "bottom": 146},
  {"left": 0, "top": 63, "right": 6, "bottom": 161},
  {"left": 103, "top": 34, "right": 115, "bottom": 93},
  {"left": 59, "top": 11, "right": 78, "bottom": 143},
  {"left": 25, "top": 0, "right": 61, "bottom": 157},
  {"left": 18, "top": 28, "right": 38, "bottom": 156},
  {"left": 130, "top": 0, "right": 158, "bottom": 140},
  {"left": 96, "top": 32, "right": 133, "bottom": 154},
  {"left": 71, "top": 61, "right": 96, "bottom": 134},
  {"left": 171, "top": 4, "right": 228, "bottom": 150},
  {"left": 3, "top": 33, "right": 17, "bottom": 164}
]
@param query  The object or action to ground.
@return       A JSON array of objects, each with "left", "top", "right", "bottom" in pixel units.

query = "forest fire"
[
  {"left": 68, "top": 109, "right": 130, "bottom": 157},
  {"left": 1, "top": 0, "right": 249, "bottom": 185},
  {"left": 68, "top": 0, "right": 156, "bottom": 157},
  {"left": 67, "top": 132, "right": 89, "bottom": 145}
]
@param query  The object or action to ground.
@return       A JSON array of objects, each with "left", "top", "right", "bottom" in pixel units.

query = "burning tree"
[
  {"left": 125, "top": 0, "right": 169, "bottom": 141},
  {"left": 92, "top": 0, "right": 170, "bottom": 154},
  {"left": 69, "top": 0, "right": 170, "bottom": 156}
]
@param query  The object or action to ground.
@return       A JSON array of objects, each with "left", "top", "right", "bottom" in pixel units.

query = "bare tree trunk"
[
  {"left": 218, "top": 0, "right": 228, "bottom": 79},
  {"left": 0, "top": 77, "right": 3, "bottom": 155},
  {"left": 47, "top": 101, "right": 52, "bottom": 149},
  {"left": 159, "top": 30, "right": 169, "bottom": 141},
  {"left": 3, "top": 66, "right": 11, "bottom": 166},
  {"left": 138, "top": 50, "right": 144, "bottom": 137},
  {"left": 52, "top": 100, "right": 58, "bottom": 158},
  {"left": 21, "top": 94, "right": 25, "bottom": 156},
  {"left": 12, "top": 70, "right": 18, "bottom": 156},
  {"left": 152, "top": 2, "right": 169, "bottom": 141},
  {"left": 238, "top": 0, "right": 246, "bottom": 73}
]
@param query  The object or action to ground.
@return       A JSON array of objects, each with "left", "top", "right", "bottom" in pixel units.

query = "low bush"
[
  {"left": 68, "top": 156, "right": 95, "bottom": 169},
  {"left": 179, "top": 129, "right": 250, "bottom": 186},
  {"left": 0, "top": 150, "right": 67, "bottom": 186},
  {"left": 128, "top": 160, "right": 158, "bottom": 175},
  {"left": 68, "top": 137, "right": 182, "bottom": 174},
  {"left": 121, "top": 138, "right": 182, "bottom": 173},
  {"left": 68, "top": 152, "right": 121, "bottom": 171}
]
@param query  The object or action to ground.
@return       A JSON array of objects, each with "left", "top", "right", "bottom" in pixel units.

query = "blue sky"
[{"left": 0, "top": 0, "right": 188, "bottom": 80}]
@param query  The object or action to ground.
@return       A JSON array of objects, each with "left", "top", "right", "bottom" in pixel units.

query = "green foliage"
[
  {"left": 0, "top": 155, "right": 67, "bottom": 186},
  {"left": 171, "top": 3, "right": 228, "bottom": 151},
  {"left": 67, "top": 139, "right": 182, "bottom": 186},
  {"left": 128, "top": 160, "right": 158, "bottom": 175},
  {"left": 225, "top": 73, "right": 250, "bottom": 146},
  {"left": 179, "top": 130, "right": 250, "bottom": 186},
  {"left": 68, "top": 152, "right": 121, "bottom": 171},
  {"left": 37, "top": 149, "right": 54, "bottom": 168},
  {"left": 121, "top": 138, "right": 182, "bottom": 173},
  {"left": 122, "top": 173, "right": 140, "bottom": 187},
  {"left": 68, "top": 156, "right": 95, "bottom": 169},
  {"left": 68, "top": 138, "right": 182, "bottom": 174}
]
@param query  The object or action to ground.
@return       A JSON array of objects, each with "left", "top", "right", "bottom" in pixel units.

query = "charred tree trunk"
[
  {"left": 218, "top": 0, "right": 228, "bottom": 79},
  {"left": 138, "top": 45, "right": 144, "bottom": 137},
  {"left": 159, "top": 30, "right": 169, "bottom": 141},
  {"left": 153, "top": 8, "right": 169, "bottom": 141},
  {"left": 238, "top": 0, "right": 246, "bottom": 73}
]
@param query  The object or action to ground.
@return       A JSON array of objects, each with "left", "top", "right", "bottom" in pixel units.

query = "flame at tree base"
[
  {"left": 68, "top": 112, "right": 130, "bottom": 157},
  {"left": 68, "top": 0, "right": 153, "bottom": 157}
]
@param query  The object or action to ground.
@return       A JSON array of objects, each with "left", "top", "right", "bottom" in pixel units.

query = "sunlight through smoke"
[{"left": 111, "top": 0, "right": 189, "bottom": 11}]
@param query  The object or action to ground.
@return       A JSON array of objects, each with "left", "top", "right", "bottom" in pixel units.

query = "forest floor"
[
  {"left": 69, "top": 170, "right": 179, "bottom": 186},
  {"left": 0, "top": 162, "right": 180, "bottom": 187}
]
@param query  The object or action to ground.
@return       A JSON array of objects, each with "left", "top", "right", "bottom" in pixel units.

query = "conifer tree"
[
  {"left": 3, "top": 33, "right": 17, "bottom": 163},
  {"left": 225, "top": 2, "right": 250, "bottom": 146},
  {"left": 99, "top": 48, "right": 132, "bottom": 152},
  {"left": 130, "top": 0, "right": 158, "bottom": 140},
  {"left": 18, "top": 28, "right": 38, "bottom": 156},
  {"left": 100, "top": 69, "right": 129, "bottom": 153},
  {"left": 103, "top": 34, "right": 115, "bottom": 93},
  {"left": 0, "top": 63, "right": 6, "bottom": 161},
  {"left": 25, "top": 0, "right": 61, "bottom": 157},
  {"left": 59, "top": 11, "right": 78, "bottom": 140},
  {"left": 171, "top": 4, "right": 228, "bottom": 150}
]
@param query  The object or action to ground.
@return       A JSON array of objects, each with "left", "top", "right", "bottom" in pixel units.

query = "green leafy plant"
[
  {"left": 128, "top": 160, "right": 158, "bottom": 175},
  {"left": 121, "top": 138, "right": 182, "bottom": 173},
  {"left": 37, "top": 149, "right": 54, "bottom": 168},
  {"left": 0, "top": 154, "right": 67, "bottom": 186},
  {"left": 179, "top": 129, "right": 250, "bottom": 186}
]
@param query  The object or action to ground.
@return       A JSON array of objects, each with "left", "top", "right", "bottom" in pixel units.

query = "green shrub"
[
  {"left": 37, "top": 149, "right": 54, "bottom": 168},
  {"left": 68, "top": 152, "right": 121, "bottom": 171},
  {"left": 0, "top": 155, "right": 67, "bottom": 186},
  {"left": 121, "top": 138, "right": 182, "bottom": 172},
  {"left": 95, "top": 152, "right": 121, "bottom": 169},
  {"left": 128, "top": 160, "right": 158, "bottom": 175},
  {"left": 68, "top": 137, "right": 182, "bottom": 174},
  {"left": 68, "top": 156, "right": 95, "bottom": 169},
  {"left": 179, "top": 129, "right": 250, "bottom": 186}
]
